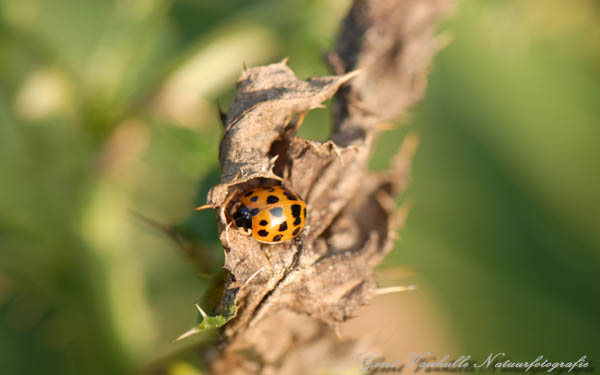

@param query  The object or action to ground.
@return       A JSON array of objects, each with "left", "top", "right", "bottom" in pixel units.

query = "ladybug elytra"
[{"left": 231, "top": 185, "right": 307, "bottom": 244}]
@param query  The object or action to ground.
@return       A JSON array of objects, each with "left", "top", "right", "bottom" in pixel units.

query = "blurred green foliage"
[{"left": 0, "top": 0, "right": 599, "bottom": 374}]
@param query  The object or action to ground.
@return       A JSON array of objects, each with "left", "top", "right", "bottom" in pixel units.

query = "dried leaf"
[{"left": 184, "top": 0, "right": 455, "bottom": 373}]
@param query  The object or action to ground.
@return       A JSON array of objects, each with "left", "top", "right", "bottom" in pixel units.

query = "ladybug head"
[{"left": 230, "top": 201, "right": 252, "bottom": 235}]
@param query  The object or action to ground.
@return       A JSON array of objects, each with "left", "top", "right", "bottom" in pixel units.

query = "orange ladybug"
[{"left": 231, "top": 185, "right": 307, "bottom": 244}]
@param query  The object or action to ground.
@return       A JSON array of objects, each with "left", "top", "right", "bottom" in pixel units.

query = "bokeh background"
[{"left": 1, "top": 0, "right": 599, "bottom": 374}]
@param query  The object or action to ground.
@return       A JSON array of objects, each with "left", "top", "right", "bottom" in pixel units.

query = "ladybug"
[{"left": 230, "top": 185, "right": 307, "bottom": 244}]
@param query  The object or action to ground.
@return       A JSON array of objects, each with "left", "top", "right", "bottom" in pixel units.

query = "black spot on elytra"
[
  {"left": 249, "top": 208, "right": 260, "bottom": 216},
  {"left": 257, "top": 230, "right": 269, "bottom": 237},
  {"left": 250, "top": 195, "right": 258, "bottom": 202},
  {"left": 270, "top": 207, "right": 283, "bottom": 217},
  {"left": 272, "top": 234, "right": 282, "bottom": 242},
  {"left": 283, "top": 191, "right": 298, "bottom": 201},
  {"left": 291, "top": 204, "right": 302, "bottom": 218},
  {"left": 303, "top": 207, "right": 307, "bottom": 218},
  {"left": 259, "top": 220, "right": 268, "bottom": 226},
  {"left": 266, "top": 195, "right": 279, "bottom": 204},
  {"left": 293, "top": 216, "right": 301, "bottom": 226},
  {"left": 278, "top": 222, "right": 288, "bottom": 232},
  {"left": 244, "top": 190, "right": 254, "bottom": 197},
  {"left": 292, "top": 227, "right": 301, "bottom": 236}
]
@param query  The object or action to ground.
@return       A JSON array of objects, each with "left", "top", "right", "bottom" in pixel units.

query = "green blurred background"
[{"left": 1, "top": 0, "right": 599, "bottom": 374}]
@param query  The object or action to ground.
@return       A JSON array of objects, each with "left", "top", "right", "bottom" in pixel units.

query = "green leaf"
[{"left": 175, "top": 303, "right": 237, "bottom": 341}]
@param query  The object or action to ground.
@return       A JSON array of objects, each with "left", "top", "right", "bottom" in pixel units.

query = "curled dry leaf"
[
  {"left": 196, "top": 0, "right": 453, "bottom": 372},
  {"left": 204, "top": 61, "right": 376, "bottom": 332}
]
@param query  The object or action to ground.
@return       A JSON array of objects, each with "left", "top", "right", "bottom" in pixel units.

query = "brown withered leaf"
[
  {"left": 196, "top": 0, "right": 453, "bottom": 373},
  {"left": 203, "top": 61, "right": 373, "bottom": 334}
]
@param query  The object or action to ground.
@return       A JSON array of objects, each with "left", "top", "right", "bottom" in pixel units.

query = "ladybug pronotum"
[{"left": 230, "top": 185, "right": 307, "bottom": 244}]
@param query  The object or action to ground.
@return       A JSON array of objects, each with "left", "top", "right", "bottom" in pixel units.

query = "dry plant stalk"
[{"left": 199, "top": 0, "right": 453, "bottom": 373}]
